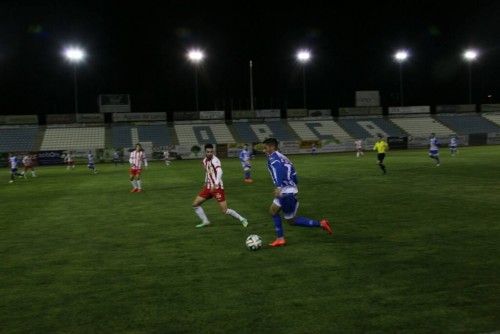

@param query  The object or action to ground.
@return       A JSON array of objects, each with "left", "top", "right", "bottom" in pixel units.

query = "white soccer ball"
[{"left": 246, "top": 234, "right": 262, "bottom": 251}]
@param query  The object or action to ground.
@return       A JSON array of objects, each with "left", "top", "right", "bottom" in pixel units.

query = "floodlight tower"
[
  {"left": 63, "top": 46, "right": 86, "bottom": 115},
  {"left": 394, "top": 50, "right": 409, "bottom": 106},
  {"left": 187, "top": 49, "right": 205, "bottom": 112},
  {"left": 296, "top": 49, "right": 311, "bottom": 109},
  {"left": 463, "top": 49, "right": 479, "bottom": 104}
]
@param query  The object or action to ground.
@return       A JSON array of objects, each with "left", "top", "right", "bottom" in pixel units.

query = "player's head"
[
  {"left": 243, "top": 144, "right": 248, "bottom": 150},
  {"left": 263, "top": 138, "right": 279, "bottom": 155},
  {"left": 377, "top": 134, "right": 383, "bottom": 139},
  {"left": 135, "top": 143, "right": 143, "bottom": 151},
  {"left": 204, "top": 144, "right": 214, "bottom": 159}
]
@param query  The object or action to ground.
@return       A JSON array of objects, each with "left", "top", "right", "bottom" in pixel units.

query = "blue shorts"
[
  {"left": 429, "top": 150, "right": 439, "bottom": 156},
  {"left": 273, "top": 193, "right": 299, "bottom": 219},
  {"left": 88, "top": 163, "right": 95, "bottom": 169},
  {"left": 11, "top": 168, "right": 17, "bottom": 173}
]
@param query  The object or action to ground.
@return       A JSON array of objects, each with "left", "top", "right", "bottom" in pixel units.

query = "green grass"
[{"left": 1, "top": 146, "right": 499, "bottom": 333}]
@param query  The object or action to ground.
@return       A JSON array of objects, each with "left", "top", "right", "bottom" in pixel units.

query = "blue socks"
[
  {"left": 294, "top": 216, "right": 320, "bottom": 227},
  {"left": 272, "top": 214, "right": 284, "bottom": 238}
]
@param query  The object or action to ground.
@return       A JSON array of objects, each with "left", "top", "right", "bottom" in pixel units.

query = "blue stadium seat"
[{"left": 0, "top": 127, "right": 39, "bottom": 152}]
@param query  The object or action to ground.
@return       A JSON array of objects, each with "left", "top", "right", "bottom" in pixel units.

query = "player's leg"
[
  {"left": 377, "top": 154, "right": 386, "bottom": 174},
  {"left": 281, "top": 194, "right": 333, "bottom": 234},
  {"left": 193, "top": 194, "right": 210, "bottom": 227},
  {"left": 135, "top": 174, "right": 143, "bottom": 191},
  {"left": 217, "top": 199, "right": 248, "bottom": 227},
  {"left": 129, "top": 171, "right": 138, "bottom": 192},
  {"left": 243, "top": 165, "right": 253, "bottom": 183},
  {"left": 269, "top": 201, "right": 286, "bottom": 246}
]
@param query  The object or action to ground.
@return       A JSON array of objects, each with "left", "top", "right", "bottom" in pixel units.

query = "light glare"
[
  {"left": 296, "top": 49, "right": 311, "bottom": 63},
  {"left": 394, "top": 50, "right": 409, "bottom": 62},
  {"left": 187, "top": 49, "right": 205, "bottom": 63},
  {"left": 463, "top": 49, "right": 478, "bottom": 61},
  {"left": 64, "top": 47, "right": 85, "bottom": 63}
]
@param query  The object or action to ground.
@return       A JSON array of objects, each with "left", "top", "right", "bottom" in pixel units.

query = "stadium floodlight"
[
  {"left": 63, "top": 46, "right": 86, "bottom": 115},
  {"left": 393, "top": 49, "right": 410, "bottom": 106},
  {"left": 296, "top": 49, "right": 312, "bottom": 108},
  {"left": 463, "top": 49, "right": 478, "bottom": 62},
  {"left": 394, "top": 50, "right": 409, "bottom": 63},
  {"left": 187, "top": 49, "right": 205, "bottom": 111},
  {"left": 296, "top": 49, "right": 311, "bottom": 64},
  {"left": 463, "top": 49, "right": 479, "bottom": 103},
  {"left": 187, "top": 49, "right": 205, "bottom": 64},
  {"left": 64, "top": 47, "right": 86, "bottom": 63}
]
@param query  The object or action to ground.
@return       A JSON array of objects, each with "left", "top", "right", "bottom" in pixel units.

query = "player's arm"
[
  {"left": 213, "top": 160, "right": 223, "bottom": 188},
  {"left": 270, "top": 159, "right": 285, "bottom": 196},
  {"left": 129, "top": 152, "right": 134, "bottom": 166}
]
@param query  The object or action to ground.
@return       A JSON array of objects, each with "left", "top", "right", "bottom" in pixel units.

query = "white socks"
[
  {"left": 136, "top": 180, "right": 142, "bottom": 189},
  {"left": 194, "top": 206, "right": 209, "bottom": 224},
  {"left": 226, "top": 208, "right": 244, "bottom": 221},
  {"left": 131, "top": 180, "right": 138, "bottom": 188}
]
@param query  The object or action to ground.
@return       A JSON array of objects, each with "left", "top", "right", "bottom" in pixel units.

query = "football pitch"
[{"left": 1, "top": 146, "right": 499, "bottom": 333}]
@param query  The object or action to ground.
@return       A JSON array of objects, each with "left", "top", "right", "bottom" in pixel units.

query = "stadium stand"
[
  {"left": 288, "top": 120, "right": 353, "bottom": 142},
  {"left": 111, "top": 125, "right": 133, "bottom": 148},
  {"left": 137, "top": 124, "right": 171, "bottom": 146},
  {"left": 231, "top": 122, "right": 260, "bottom": 143},
  {"left": 337, "top": 118, "right": 408, "bottom": 139},
  {"left": 389, "top": 116, "right": 454, "bottom": 136},
  {"left": 481, "top": 113, "right": 500, "bottom": 128},
  {"left": 174, "top": 122, "right": 235, "bottom": 145},
  {"left": 40, "top": 127, "right": 105, "bottom": 150},
  {"left": 436, "top": 114, "right": 500, "bottom": 134},
  {"left": 0, "top": 127, "right": 39, "bottom": 152}
]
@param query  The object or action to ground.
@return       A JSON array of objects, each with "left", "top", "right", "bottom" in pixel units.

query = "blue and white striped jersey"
[
  {"left": 239, "top": 149, "right": 250, "bottom": 163},
  {"left": 267, "top": 151, "right": 298, "bottom": 194},
  {"left": 9, "top": 156, "right": 18, "bottom": 169},
  {"left": 430, "top": 137, "right": 440, "bottom": 151}
]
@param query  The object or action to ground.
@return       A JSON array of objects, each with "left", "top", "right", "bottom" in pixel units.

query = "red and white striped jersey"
[
  {"left": 203, "top": 156, "right": 223, "bottom": 189},
  {"left": 22, "top": 155, "right": 33, "bottom": 166},
  {"left": 129, "top": 150, "right": 148, "bottom": 168}
]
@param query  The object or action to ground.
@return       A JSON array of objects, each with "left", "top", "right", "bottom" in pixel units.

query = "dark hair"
[
  {"left": 204, "top": 144, "right": 214, "bottom": 150},
  {"left": 377, "top": 134, "right": 383, "bottom": 139},
  {"left": 263, "top": 138, "right": 279, "bottom": 147}
]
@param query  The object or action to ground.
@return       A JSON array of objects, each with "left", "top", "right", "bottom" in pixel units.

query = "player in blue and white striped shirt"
[
  {"left": 449, "top": 135, "right": 458, "bottom": 156},
  {"left": 239, "top": 144, "right": 253, "bottom": 183},
  {"left": 262, "top": 138, "right": 332, "bottom": 247},
  {"left": 429, "top": 133, "right": 441, "bottom": 166},
  {"left": 8, "top": 153, "right": 23, "bottom": 183}
]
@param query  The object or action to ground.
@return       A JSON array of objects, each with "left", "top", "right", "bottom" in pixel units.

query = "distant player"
[
  {"left": 8, "top": 153, "right": 23, "bottom": 183},
  {"left": 192, "top": 143, "right": 248, "bottom": 228},
  {"left": 112, "top": 150, "right": 120, "bottom": 167},
  {"left": 449, "top": 135, "right": 458, "bottom": 156},
  {"left": 355, "top": 139, "right": 364, "bottom": 157},
  {"left": 311, "top": 143, "right": 317, "bottom": 155},
  {"left": 373, "top": 134, "right": 388, "bottom": 174},
  {"left": 129, "top": 143, "right": 148, "bottom": 192},
  {"left": 87, "top": 151, "right": 98, "bottom": 174},
  {"left": 64, "top": 151, "right": 75, "bottom": 170},
  {"left": 22, "top": 154, "right": 36, "bottom": 178},
  {"left": 163, "top": 150, "right": 171, "bottom": 166},
  {"left": 239, "top": 144, "right": 253, "bottom": 183},
  {"left": 262, "top": 138, "right": 332, "bottom": 247},
  {"left": 429, "top": 133, "right": 441, "bottom": 166}
]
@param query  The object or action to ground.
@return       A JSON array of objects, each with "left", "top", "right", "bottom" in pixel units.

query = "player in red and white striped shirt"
[
  {"left": 22, "top": 154, "right": 36, "bottom": 178},
  {"left": 192, "top": 144, "right": 248, "bottom": 228},
  {"left": 129, "top": 143, "right": 148, "bottom": 192}
]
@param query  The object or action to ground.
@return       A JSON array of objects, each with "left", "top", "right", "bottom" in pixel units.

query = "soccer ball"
[{"left": 246, "top": 234, "right": 262, "bottom": 251}]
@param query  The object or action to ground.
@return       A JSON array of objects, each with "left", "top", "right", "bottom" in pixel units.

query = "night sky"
[{"left": 1, "top": 1, "right": 499, "bottom": 115}]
